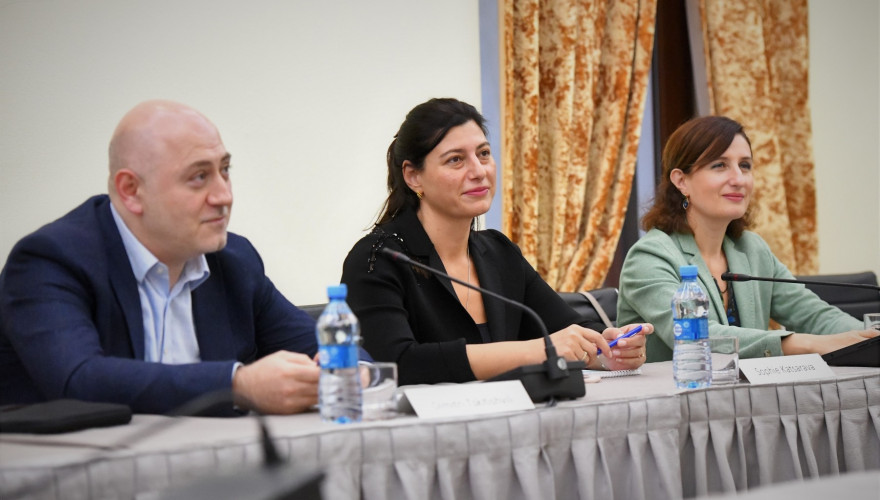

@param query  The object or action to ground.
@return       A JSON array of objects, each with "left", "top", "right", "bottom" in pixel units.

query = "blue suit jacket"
[{"left": 0, "top": 195, "right": 321, "bottom": 414}]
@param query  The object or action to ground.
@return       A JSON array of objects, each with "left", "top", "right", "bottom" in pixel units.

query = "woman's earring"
[
  {"left": 682, "top": 195, "right": 690, "bottom": 210},
  {"left": 416, "top": 191, "right": 424, "bottom": 200}
]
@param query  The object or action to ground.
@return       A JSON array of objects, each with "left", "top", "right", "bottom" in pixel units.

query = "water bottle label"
[
  {"left": 319, "top": 344, "right": 358, "bottom": 369},
  {"left": 673, "top": 317, "right": 709, "bottom": 340}
]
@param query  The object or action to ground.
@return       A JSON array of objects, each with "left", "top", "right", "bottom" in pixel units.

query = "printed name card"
[
  {"left": 739, "top": 353, "right": 836, "bottom": 384},
  {"left": 403, "top": 381, "right": 534, "bottom": 419}
]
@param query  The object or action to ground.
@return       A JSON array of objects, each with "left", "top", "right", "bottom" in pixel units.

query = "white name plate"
[
  {"left": 739, "top": 353, "right": 836, "bottom": 384},
  {"left": 402, "top": 380, "right": 534, "bottom": 419}
]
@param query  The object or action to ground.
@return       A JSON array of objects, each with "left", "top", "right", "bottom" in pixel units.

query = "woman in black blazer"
[{"left": 342, "top": 98, "right": 652, "bottom": 386}]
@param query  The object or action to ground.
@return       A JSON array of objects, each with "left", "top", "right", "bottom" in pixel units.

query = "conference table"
[{"left": 1, "top": 362, "right": 877, "bottom": 499}]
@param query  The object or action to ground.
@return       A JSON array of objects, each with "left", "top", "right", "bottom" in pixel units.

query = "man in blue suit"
[{"left": 0, "top": 101, "right": 331, "bottom": 415}]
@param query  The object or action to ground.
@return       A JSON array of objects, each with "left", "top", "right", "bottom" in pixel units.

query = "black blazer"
[{"left": 341, "top": 207, "right": 604, "bottom": 385}]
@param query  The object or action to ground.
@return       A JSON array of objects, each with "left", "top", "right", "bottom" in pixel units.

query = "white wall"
[
  {"left": 809, "top": 0, "right": 880, "bottom": 277},
  {"left": 0, "top": 0, "right": 482, "bottom": 305},
  {"left": 2, "top": 1, "right": 877, "bottom": 308}
]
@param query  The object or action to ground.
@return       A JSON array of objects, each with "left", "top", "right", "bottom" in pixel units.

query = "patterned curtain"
[
  {"left": 502, "top": 0, "right": 656, "bottom": 291},
  {"left": 698, "top": 0, "right": 818, "bottom": 274}
]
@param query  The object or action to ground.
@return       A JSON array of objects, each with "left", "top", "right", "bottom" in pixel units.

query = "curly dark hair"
[{"left": 641, "top": 115, "right": 753, "bottom": 238}]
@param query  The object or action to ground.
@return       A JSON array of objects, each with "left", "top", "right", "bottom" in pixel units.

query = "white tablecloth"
[{"left": 1, "top": 362, "right": 877, "bottom": 499}]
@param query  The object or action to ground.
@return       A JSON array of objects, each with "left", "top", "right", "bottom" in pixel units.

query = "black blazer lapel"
[
  {"left": 470, "top": 237, "right": 508, "bottom": 342},
  {"left": 396, "top": 208, "right": 461, "bottom": 302}
]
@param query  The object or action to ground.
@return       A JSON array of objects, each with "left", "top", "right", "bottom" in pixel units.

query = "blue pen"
[{"left": 596, "top": 324, "right": 643, "bottom": 356}]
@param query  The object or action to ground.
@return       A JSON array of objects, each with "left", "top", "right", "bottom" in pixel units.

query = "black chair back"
[
  {"left": 794, "top": 271, "right": 880, "bottom": 320},
  {"left": 299, "top": 304, "right": 327, "bottom": 321},
  {"left": 559, "top": 287, "right": 619, "bottom": 328}
]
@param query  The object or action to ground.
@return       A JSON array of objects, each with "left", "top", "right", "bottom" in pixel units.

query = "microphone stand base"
[
  {"left": 822, "top": 336, "right": 880, "bottom": 367},
  {"left": 488, "top": 361, "right": 587, "bottom": 402}
]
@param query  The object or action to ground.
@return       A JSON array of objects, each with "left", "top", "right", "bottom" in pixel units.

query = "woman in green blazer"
[{"left": 617, "top": 116, "right": 874, "bottom": 361}]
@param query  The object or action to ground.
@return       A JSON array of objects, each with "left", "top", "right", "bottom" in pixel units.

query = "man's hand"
[{"left": 232, "top": 351, "right": 320, "bottom": 414}]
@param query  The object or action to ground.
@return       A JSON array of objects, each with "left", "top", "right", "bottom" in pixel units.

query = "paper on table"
[
  {"left": 582, "top": 368, "right": 642, "bottom": 379},
  {"left": 402, "top": 380, "right": 534, "bottom": 419}
]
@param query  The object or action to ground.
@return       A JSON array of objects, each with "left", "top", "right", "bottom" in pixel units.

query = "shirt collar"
[{"left": 110, "top": 203, "right": 210, "bottom": 286}]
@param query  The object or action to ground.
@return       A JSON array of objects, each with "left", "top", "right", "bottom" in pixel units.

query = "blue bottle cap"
[
  {"left": 679, "top": 265, "right": 698, "bottom": 279},
  {"left": 327, "top": 284, "right": 348, "bottom": 300}
]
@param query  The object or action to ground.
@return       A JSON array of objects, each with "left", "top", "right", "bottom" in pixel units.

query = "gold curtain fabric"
[
  {"left": 698, "top": 0, "right": 818, "bottom": 274},
  {"left": 502, "top": 0, "right": 656, "bottom": 291}
]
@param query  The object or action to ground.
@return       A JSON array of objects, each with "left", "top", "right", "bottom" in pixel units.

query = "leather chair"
[
  {"left": 794, "top": 271, "right": 880, "bottom": 320},
  {"left": 558, "top": 287, "right": 619, "bottom": 328},
  {"left": 299, "top": 303, "right": 327, "bottom": 321}
]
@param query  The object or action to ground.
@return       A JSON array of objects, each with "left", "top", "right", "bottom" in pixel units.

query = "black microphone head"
[{"left": 721, "top": 272, "right": 747, "bottom": 281}]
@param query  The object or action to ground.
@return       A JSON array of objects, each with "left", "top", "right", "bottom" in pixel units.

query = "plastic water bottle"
[
  {"left": 671, "top": 265, "right": 712, "bottom": 389},
  {"left": 316, "top": 284, "right": 362, "bottom": 423}
]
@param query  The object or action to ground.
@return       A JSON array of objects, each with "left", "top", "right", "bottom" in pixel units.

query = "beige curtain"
[
  {"left": 698, "top": 0, "right": 818, "bottom": 274},
  {"left": 502, "top": 0, "right": 656, "bottom": 292}
]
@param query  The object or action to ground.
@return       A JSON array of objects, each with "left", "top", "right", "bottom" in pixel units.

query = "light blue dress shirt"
[{"left": 110, "top": 205, "right": 210, "bottom": 364}]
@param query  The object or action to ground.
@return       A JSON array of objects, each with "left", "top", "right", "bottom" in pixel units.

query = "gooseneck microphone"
[
  {"left": 721, "top": 272, "right": 880, "bottom": 291},
  {"left": 380, "top": 247, "right": 586, "bottom": 403},
  {"left": 721, "top": 271, "right": 880, "bottom": 369}
]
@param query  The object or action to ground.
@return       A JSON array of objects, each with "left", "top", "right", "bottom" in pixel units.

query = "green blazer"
[{"left": 617, "top": 229, "right": 862, "bottom": 361}]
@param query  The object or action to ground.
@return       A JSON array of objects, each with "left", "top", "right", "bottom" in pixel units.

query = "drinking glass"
[
  {"left": 360, "top": 362, "right": 398, "bottom": 421},
  {"left": 708, "top": 337, "right": 739, "bottom": 385},
  {"left": 864, "top": 313, "right": 880, "bottom": 331}
]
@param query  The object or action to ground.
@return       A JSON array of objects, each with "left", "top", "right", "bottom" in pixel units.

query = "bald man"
[{"left": 0, "top": 101, "right": 354, "bottom": 415}]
